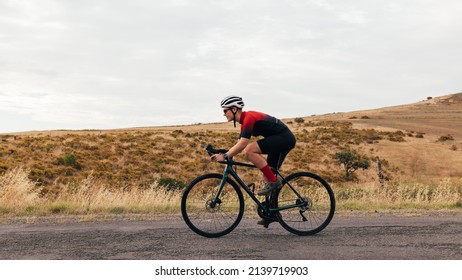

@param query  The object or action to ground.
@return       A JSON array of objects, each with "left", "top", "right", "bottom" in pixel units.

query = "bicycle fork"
[{"left": 210, "top": 169, "right": 232, "bottom": 208}]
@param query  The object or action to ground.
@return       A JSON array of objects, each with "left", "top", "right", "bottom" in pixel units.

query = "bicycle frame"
[
  {"left": 212, "top": 159, "right": 308, "bottom": 213},
  {"left": 183, "top": 145, "right": 336, "bottom": 237}
]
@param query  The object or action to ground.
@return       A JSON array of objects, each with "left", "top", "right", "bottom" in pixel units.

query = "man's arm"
[
  {"left": 226, "top": 137, "right": 249, "bottom": 158},
  {"left": 211, "top": 137, "right": 249, "bottom": 162}
]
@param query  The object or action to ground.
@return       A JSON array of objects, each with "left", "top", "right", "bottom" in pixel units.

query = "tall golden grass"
[
  {"left": 335, "top": 178, "right": 462, "bottom": 210},
  {"left": 1, "top": 167, "right": 461, "bottom": 218},
  {"left": 0, "top": 167, "right": 39, "bottom": 210},
  {"left": 0, "top": 167, "right": 181, "bottom": 217}
]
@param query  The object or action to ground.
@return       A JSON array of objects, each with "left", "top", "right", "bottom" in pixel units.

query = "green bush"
[
  {"left": 334, "top": 149, "right": 370, "bottom": 180},
  {"left": 63, "top": 154, "right": 77, "bottom": 166}
]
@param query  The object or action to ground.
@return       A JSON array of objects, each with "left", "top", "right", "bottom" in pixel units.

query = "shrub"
[
  {"left": 438, "top": 134, "right": 454, "bottom": 142},
  {"left": 294, "top": 117, "right": 305, "bottom": 125},
  {"left": 334, "top": 150, "right": 370, "bottom": 180},
  {"left": 57, "top": 153, "right": 82, "bottom": 170}
]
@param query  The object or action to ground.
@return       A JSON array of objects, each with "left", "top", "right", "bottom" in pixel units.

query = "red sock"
[{"left": 260, "top": 165, "right": 277, "bottom": 182}]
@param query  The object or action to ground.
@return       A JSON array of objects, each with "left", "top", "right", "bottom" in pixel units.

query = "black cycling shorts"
[{"left": 257, "top": 129, "right": 296, "bottom": 170}]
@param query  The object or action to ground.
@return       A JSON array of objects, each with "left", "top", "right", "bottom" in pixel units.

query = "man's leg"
[
  {"left": 245, "top": 142, "right": 277, "bottom": 182},
  {"left": 244, "top": 142, "right": 266, "bottom": 169}
]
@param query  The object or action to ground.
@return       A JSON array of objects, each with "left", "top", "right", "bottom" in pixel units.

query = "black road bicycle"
[{"left": 181, "top": 145, "right": 335, "bottom": 238}]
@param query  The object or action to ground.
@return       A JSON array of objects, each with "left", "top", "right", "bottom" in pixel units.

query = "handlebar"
[{"left": 205, "top": 144, "right": 228, "bottom": 156}]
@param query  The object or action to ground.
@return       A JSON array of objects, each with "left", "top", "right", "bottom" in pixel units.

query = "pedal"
[
  {"left": 263, "top": 219, "right": 277, "bottom": 228},
  {"left": 258, "top": 218, "right": 277, "bottom": 228}
]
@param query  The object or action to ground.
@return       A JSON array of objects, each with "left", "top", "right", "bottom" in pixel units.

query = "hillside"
[
  {"left": 1, "top": 92, "right": 462, "bottom": 194},
  {"left": 309, "top": 93, "right": 462, "bottom": 180},
  {"left": 317, "top": 93, "right": 462, "bottom": 138}
]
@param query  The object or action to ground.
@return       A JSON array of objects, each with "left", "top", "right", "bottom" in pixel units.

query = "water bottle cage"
[{"left": 248, "top": 183, "right": 255, "bottom": 194}]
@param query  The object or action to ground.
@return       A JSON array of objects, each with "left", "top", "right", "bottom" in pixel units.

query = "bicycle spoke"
[
  {"left": 181, "top": 174, "right": 244, "bottom": 237},
  {"left": 275, "top": 172, "right": 335, "bottom": 235}
]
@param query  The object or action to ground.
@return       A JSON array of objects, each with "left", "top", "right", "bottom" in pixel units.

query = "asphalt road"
[{"left": 1, "top": 211, "right": 461, "bottom": 260}]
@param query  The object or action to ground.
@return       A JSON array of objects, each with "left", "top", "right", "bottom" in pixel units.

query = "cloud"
[{"left": 1, "top": 0, "right": 462, "bottom": 132}]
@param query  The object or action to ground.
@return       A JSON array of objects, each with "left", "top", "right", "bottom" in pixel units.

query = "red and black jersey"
[{"left": 239, "top": 111, "right": 289, "bottom": 139}]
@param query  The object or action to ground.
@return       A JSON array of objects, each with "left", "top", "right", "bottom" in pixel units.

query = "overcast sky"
[{"left": 1, "top": 0, "right": 461, "bottom": 133}]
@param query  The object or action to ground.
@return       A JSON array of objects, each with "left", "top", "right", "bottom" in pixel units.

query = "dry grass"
[
  {"left": 0, "top": 167, "right": 39, "bottom": 212},
  {"left": 1, "top": 167, "right": 461, "bottom": 217},
  {"left": 1, "top": 92, "right": 462, "bottom": 217},
  {"left": 0, "top": 167, "right": 181, "bottom": 217},
  {"left": 335, "top": 178, "right": 462, "bottom": 210}
]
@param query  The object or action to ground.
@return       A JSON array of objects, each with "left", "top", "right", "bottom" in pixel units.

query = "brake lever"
[
  {"left": 205, "top": 144, "right": 228, "bottom": 156},
  {"left": 205, "top": 144, "right": 214, "bottom": 156}
]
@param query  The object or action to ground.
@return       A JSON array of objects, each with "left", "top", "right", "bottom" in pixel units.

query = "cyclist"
[{"left": 211, "top": 95, "right": 296, "bottom": 196}]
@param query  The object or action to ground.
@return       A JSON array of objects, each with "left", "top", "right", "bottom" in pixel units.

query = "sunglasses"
[{"left": 223, "top": 108, "right": 232, "bottom": 114}]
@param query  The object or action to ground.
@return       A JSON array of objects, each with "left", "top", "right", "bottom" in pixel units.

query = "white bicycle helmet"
[{"left": 220, "top": 95, "right": 245, "bottom": 109}]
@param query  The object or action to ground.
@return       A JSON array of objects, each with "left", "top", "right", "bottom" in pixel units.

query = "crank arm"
[{"left": 299, "top": 210, "right": 308, "bottom": 222}]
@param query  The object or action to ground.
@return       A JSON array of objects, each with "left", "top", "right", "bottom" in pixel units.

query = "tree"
[
  {"left": 294, "top": 117, "right": 305, "bottom": 125},
  {"left": 334, "top": 149, "right": 370, "bottom": 180}
]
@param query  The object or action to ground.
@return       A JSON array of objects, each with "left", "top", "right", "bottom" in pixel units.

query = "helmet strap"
[{"left": 232, "top": 109, "right": 237, "bottom": 128}]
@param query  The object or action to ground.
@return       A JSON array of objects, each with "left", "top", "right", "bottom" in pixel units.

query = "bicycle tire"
[
  {"left": 274, "top": 172, "right": 335, "bottom": 236},
  {"left": 181, "top": 173, "right": 244, "bottom": 238}
]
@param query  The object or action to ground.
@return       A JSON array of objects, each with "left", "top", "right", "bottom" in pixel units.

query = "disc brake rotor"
[{"left": 205, "top": 198, "right": 221, "bottom": 213}]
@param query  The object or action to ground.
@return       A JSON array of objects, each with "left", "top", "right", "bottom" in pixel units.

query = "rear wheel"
[
  {"left": 181, "top": 173, "right": 244, "bottom": 238},
  {"left": 274, "top": 172, "right": 335, "bottom": 235}
]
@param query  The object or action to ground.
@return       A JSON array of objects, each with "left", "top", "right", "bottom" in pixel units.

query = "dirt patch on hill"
[{"left": 434, "top": 93, "right": 462, "bottom": 105}]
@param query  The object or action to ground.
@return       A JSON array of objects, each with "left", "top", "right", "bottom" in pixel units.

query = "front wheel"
[
  {"left": 274, "top": 172, "right": 335, "bottom": 235},
  {"left": 181, "top": 173, "right": 244, "bottom": 238}
]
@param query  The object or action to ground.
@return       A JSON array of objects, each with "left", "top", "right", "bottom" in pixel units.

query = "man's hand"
[{"left": 211, "top": 153, "right": 226, "bottom": 162}]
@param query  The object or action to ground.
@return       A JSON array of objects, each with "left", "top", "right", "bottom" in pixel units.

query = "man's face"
[{"left": 223, "top": 107, "right": 234, "bottom": 122}]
